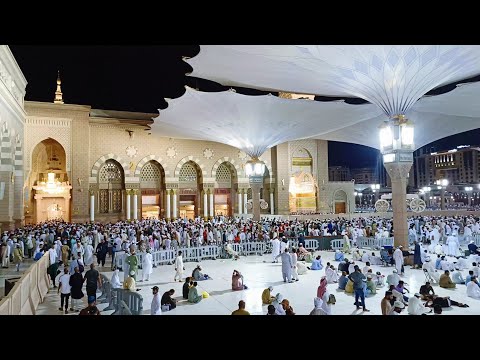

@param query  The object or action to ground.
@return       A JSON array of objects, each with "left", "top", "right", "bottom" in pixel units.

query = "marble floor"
[{"left": 36, "top": 249, "right": 480, "bottom": 315}]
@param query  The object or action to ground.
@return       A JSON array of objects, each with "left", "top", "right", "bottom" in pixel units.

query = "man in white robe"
[
  {"left": 84, "top": 241, "right": 94, "bottom": 266},
  {"left": 361, "top": 251, "right": 370, "bottom": 263},
  {"left": 271, "top": 237, "right": 280, "bottom": 263},
  {"left": 111, "top": 268, "right": 122, "bottom": 289},
  {"left": 48, "top": 246, "right": 57, "bottom": 266},
  {"left": 446, "top": 234, "right": 459, "bottom": 257},
  {"left": 422, "top": 258, "right": 440, "bottom": 283},
  {"left": 393, "top": 246, "right": 404, "bottom": 275},
  {"left": 151, "top": 286, "right": 162, "bottom": 315},
  {"left": 142, "top": 248, "right": 153, "bottom": 282},
  {"left": 291, "top": 249, "right": 298, "bottom": 281},
  {"left": 408, "top": 293, "right": 431, "bottom": 315},
  {"left": 325, "top": 265, "right": 339, "bottom": 283},
  {"left": 386, "top": 269, "right": 400, "bottom": 287},
  {"left": 467, "top": 277, "right": 480, "bottom": 299},
  {"left": 174, "top": 250, "right": 184, "bottom": 282}
]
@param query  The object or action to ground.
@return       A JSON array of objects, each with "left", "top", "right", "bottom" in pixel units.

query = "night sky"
[{"left": 10, "top": 45, "right": 480, "bottom": 169}]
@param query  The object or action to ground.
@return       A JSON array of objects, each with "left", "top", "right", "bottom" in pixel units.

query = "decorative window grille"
[
  {"left": 179, "top": 163, "right": 197, "bottom": 182},
  {"left": 100, "top": 190, "right": 109, "bottom": 213},
  {"left": 141, "top": 162, "right": 161, "bottom": 182}
]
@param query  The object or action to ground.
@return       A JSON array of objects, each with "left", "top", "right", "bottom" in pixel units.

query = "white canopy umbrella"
[
  {"left": 152, "top": 87, "right": 382, "bottom": 157},
  {"left": 186, "top": 45, "right": 480, "bottom": 117}
]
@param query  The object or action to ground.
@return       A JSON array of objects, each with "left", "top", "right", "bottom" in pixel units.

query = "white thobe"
[
  {"left": 48, "top": 248, "right": 57, "bottom": 265},
  {"left": 151, "top": 293, "right": 162, "bottom": 315},
  {"left": 84, "top": 245, "right": 94, "bottom": 266},
  {"left": 142, "top": 252, "right": 153, "bottom": 281},
  {"left": 467, "top": 281, "right": 480, "bottom": 299},
  {"left": 393, "top": 248, "right": 404, "bottom": 274},
  {"left": 174, "top": 255, "right": 183, "bottom": 281},
  {"left": 408, "top": 296, "right": 429, "bottom": 315},
  {"left": 271, "top": 239, "right": 280, "bottom": 262},
  {"left": 325, "top": 267, "right": 338, "bottom": 283}
]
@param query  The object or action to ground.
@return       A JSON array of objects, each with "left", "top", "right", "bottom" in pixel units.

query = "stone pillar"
[
  {"left": 209, "top": 190, "right": 214, "bottom": 219},
  {"left": 238, "top": 190, "right": 243, "bottom": 215},
  {"left": 384, "top": 162, "right": 413, "bottom": 248},
  {"left": 132, "top": 190, "right": 138, "bottom": 220},
  {"left": 270, "top": 190, "right": 275, "bottom": 215},
  {"left": 251, "top": 182, "right": 261, "bottom": 221},
  {"left": 166, "top": 189, "right": 171, "bottom": 220},
  {"left": 172, "top": 189, "right": 177, "bottom": 220},
  {"left": 203, "top": 191, "right": 208, "bottom": 220},
  {"left": 441, "top": 188, "right": 445, "bottom": 210},
  {"left": 13, "top": 171, "right": 24, "bottom": 228},
  {"left": 90, "top": 190, "right": 95, "bottom": 222},
  {"left": 126, "top": 190, "right": 131, "bottom": 220},
  {"left": 243, "top": 191, "right": 248, "bottom": 214}
]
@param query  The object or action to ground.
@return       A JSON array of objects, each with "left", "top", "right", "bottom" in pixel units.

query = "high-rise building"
[
  {"left": 415, "top": 145, "right": 480, "bottom": 188},
  {"left": 351, "top": 167, "right": 378, "bottom": 185},
  {"left": 329, "top": 166, "right": 352, "bottom": 182}
]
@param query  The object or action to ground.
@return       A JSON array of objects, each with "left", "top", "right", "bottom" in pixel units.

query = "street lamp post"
[
  {"left": 435, "top": 179, "right": 448, "bottom": 210},
  {"left": 245, "top": 157, "right": 265, "bottom": 222},
  {"left": 379, "top": 115, "right": 414, "bottom": 248},
  {"left": 422, "top": 186, "right": 431, "bottom": 207}
]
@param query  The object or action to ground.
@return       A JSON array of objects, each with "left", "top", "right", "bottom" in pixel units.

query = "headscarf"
[
  {"left": 268, "top": 286, "right": 273, "bottom": 292},
  {"left": 317, "top": 276, "right": 327, "bottom": 299}
]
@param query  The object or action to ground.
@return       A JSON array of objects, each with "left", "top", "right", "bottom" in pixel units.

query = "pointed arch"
[
  {"left": 211, "top": 156, "right": 242, "bottom": 178},
  {"left": 174, "top": 155, "right": 206, "bottom": 178},
  {"left": 91, "top": 153, "right": 130, "bottom": 178},
  {"left": 135, "top": 155, "right": 170, "bottom": 177}
]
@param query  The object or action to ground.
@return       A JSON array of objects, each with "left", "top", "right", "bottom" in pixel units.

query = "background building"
[
  {"left": 415, "top": 145, "right": 480, "bottom": 188},
  {"left": 329, "top": 166, "right": 351, "bottom": 182}
]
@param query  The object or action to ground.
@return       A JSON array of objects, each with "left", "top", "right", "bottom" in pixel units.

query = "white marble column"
[
  {"left": 126, "top": 190, "right": 131, "bottom": 220},
  {"left": 172, "top": 189, "right": 177, "bottom": 219},
  {"left": 243, "top": 192, "right": 248, "bottom": 214},
  {"left": 238, "top": 190, "right": 243, "bottom": 215},
  {"left": 90, "top": 191, "right": 95, "bottom": 222},
  {"left": 132, "top": 190, "right": 138, "bottom": 220},
  {"left": 203, "top": 191, "right": 208, "bottom": 219},
  {"left": 209, "top": 190, "right": 214, "bottom": 219},
  {"left": 270, "top": 191, "right": 275, "bottom": 215},
  {"left": 166, "top": 189, "right": 171, "bottom": 220}
]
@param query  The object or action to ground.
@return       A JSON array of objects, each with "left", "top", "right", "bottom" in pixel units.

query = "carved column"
[
  {"left": 238, "top": 189, "right": 243, "bottom": 215},
  {"left": 172, "top": 189, "right": 177, "bottom": 220},
  {"left": 251, "top": 182, "right": 261, "bottom": 222},
  {"left": 89, "top": 189, "right": 95, "bottom": 222},
  {"left": 126, "top": 189, "right": 131, "bottom": 220},
  {"left": 209, "top": 189, "right": 214, "bottom": 219},
  {"left": 166, "top": 189, "right": 171, "bottom": 221},
  {"left": 132, "top": 189, "right": 138, "bottom": 220},
  {"left": 384, "top": 162, "right": 413, "bottom": 248},
  {"left": 243, "top": 190, "right": 248, "bottom": 215},
  {"left": 203, "top": 190, "right": 208, "bottom": 220},
  {"left": 270, "top": 189, "right": 275, "bottom": 215}
]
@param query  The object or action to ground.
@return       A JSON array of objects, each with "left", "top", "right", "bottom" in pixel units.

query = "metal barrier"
[
  {"left": 97, "top": 274, "right": 110, "bottom": 303},
  {"left": 474, "top": 234, "right": 480, "bottom": 246},
  {"left": 231, "top": 244, "right": 242, "bottom": 255},
  {"left": 152, "top": 250, "right": 176, "bottom": 266},
  {"left": 241, "top": 242, "right": 266, "bottom": 256},
  {"left": 357, "top": 237, "right": 376, "bottom": 249},
  {"left": 199, "top": 245, "right": 220, "bottom": 260},
  {"left": 115, "top": 251, "right": 125, "bottom": 270},
  {"left": 177, "top": 247, "right": 202, "bottom": 262},
  {"left": 112, "top": 288, "right": 143, "bottom": 315},
  {"left": 304, "top": 239, "right": 318, "bottom": 252},
  {"left": 330, "top": 239, "right": 344, "bottom": 251},
  {"left": 378, "top": 237, "right": 394, "bottom": 248},
  {"left": 118, "top": 300, "right": 133, "bottom": 315}
]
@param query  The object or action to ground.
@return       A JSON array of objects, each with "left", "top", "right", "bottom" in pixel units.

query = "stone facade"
[{"left": 0, "top": 46, "right": 355, "bottom": 227}]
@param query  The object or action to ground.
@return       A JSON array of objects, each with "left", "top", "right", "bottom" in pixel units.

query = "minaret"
[{"left": 54, "top": 70, "right": 64, "bottom": 104}]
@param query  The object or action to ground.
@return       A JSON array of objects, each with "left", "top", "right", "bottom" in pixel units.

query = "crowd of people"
[{"left": 2, "top": 212, "right": 480, "bottom": 315}]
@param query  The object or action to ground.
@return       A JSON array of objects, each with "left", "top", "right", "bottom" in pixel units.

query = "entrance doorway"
[
  {"left": 179, "top": 202, "right": 195, "bottom": 220},
  {"left": 335, "top": 202, "right": 346, "bottom": 214},
  {"left": 141, "top": 194, "right": 160, "bottom": 219}
]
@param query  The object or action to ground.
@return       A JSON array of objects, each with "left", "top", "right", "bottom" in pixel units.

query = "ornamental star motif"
[
  {"left": 166, "top": 147, "right": 177, "bottom": 159},
  {"left": 125, "top": 145, "right": 138, "bottom": 158},
  {"left": 203, "top": 148, "right": 214, "bottom": 159}
]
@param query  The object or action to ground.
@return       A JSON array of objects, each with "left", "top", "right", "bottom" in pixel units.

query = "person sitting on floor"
[
  {"left": 373, "top": 271, "right": 385, "bottom": 288},
  {"left": 361, "top": 251, "right": 370, "bottom": 263},
  {"left": 466, "top": 271, "right": 475, "bottom": 286},
  {"left": 338, "top": 271, "right": 348, "bottom": 290},
  {"left": 192, "top": 265, "right": 211, "bottom": 281},
  {"left": 262, "top": 286, "right": 275, "bottom": 304},
  {"left": 334, "top": 250, "right": 345, "bottom": 262},
  {"left": 451, "top": 267, "right": 466, "bottom": 284},
  {"left": 467, "top": 276, "right": 480, "bottom": 300},
  {"left": 408, "top": 293, "right": 432, "bottom": 315},
  {"left": 267, "top": 304, "right": 276, "bottom": 315},
  {"left": 183, "top": 277, "right": 192, "bottom": 299},
  {"left": 309, "top": 297, "right": 327, "bottom": 315},
  {"left": 365, "top": 275, "right": 377, "bottom": 296},
  {"left": 419, "top": 282, "right": 435, "bottom": 301},
  {"left": 309, "top": 256, "right": 323, "bottom": 270},
  {"left": 439, "top": 270, "right": 456, "bottom": 289},
  {"left": 345, "top": 279, "right": 354, "bottom": 294},
  {"left": 369, "top": 252, "right": 383, "bottom": 265},
  {"left": 161, "top": 289, "right": 177, "bottom": 311},
  {"left": 281, "top": 299, "right": 295, "bottom": 315},
  {"left": 272, "top": 293, "right": 286, "bottom": 315},
  {"left": 297, "top": 261, "right": 308, "bottom": 275},
  {"left": 326, "top": 264, "right": 339, "bottom": 283},
  {"left": 188, "top": 282, "right": 202, "bottom": 304},
  {"left": 232, "top": 270, "right": 248, "bottom": 290},
  {"left": 386, "top": 269, "right": 400, "bottom": 287}
]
